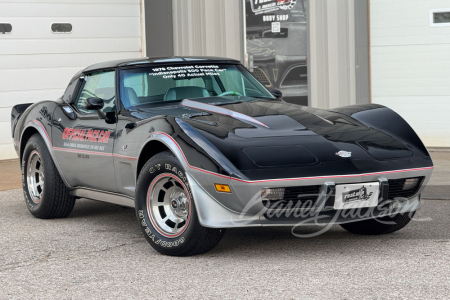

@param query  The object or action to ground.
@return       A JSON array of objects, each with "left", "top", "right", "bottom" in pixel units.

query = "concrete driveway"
[{"left": 1, "top": 188, "right": 449, "bottom": 299}]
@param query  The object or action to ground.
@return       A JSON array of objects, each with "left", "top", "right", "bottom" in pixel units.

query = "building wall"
[
  {"left": 144, "top": 0, "right": 173, "bottom": 57},
  {"left": 371, "top": 0, "right": 450, "bottom": 147},
  {"left": 309, "top": 0, "right": 358, "bottom": 109},
  {"left": 172, "top": 0, "right": 368, "bottom": 110},
  {"left": 0, "top": 0, "right": 143, "bottom": 160},
  {"left": 172, "top": 0, "right": 244, "bottom": 62}
]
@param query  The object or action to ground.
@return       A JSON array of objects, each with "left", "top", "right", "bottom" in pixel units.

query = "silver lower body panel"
[{"left": 186, "top": 167, "right": 431, "bottom": 228}]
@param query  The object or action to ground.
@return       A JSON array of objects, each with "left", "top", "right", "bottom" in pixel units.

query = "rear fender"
[
  {"left": 11, "top": 103, "right": 33, "bottom": 139},
  {"left": 20, "top": 120, "right": 70, "bottom": 188}
]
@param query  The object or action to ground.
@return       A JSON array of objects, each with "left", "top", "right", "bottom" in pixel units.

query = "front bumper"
[{"left": 186, "top": 167, "right": 433, "bottom": 228}]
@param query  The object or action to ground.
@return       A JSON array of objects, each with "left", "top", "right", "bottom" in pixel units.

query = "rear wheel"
[
  {"left": 340, "top": 212, "right": 415, "bottom": 235},
  {"left": 22, "top": 133, "right": 75, "bottom": 218},
  {"left": 135, "top": 151, "right": 225, "bottom": 256}
]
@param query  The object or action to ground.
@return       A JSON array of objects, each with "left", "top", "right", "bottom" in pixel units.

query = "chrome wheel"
[
  {"left": 147, "top": 174, "right": 190, "bottom": 237},
  {"left": 27, "top": 150, "right": 44, "bottom": 203}
]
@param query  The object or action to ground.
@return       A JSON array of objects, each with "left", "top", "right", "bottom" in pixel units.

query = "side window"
[{"left": 74, "top": 71, "right": 116, "bottom": 114}]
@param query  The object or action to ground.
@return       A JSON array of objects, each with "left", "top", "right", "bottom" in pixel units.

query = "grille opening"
[
  {"left": 262, "top": 185, "right": 321, "bottom": 209},
  {"left": 251, "top": 68, "right": 271, "bottom": 87},
  {"left": 387, "top": 177, "right": 424, "bottom": 199}
]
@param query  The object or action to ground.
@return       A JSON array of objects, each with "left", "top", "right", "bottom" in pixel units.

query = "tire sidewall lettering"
[
  {"left": 137, "top": 158, "right": 193, "bottom": 250},
  {"left": 139, "top": 210, "right": 186, "bottom": 248}
]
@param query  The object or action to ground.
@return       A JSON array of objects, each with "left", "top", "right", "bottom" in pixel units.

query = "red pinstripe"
[{"left": 27, "top": 120, "right": 434, "bottom": 184}]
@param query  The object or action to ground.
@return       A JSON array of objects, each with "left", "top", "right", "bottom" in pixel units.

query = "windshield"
[{"left": 119, "top": 63, "right": 275, "bottom": 110}]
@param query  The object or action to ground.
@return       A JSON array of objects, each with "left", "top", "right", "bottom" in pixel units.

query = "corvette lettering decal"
[{"left": 62, "top": 127, "right": 111, "bottom": 143}]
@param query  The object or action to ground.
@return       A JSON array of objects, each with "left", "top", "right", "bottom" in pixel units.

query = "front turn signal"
[{"left": 215, "top": 184, "right": 231, "bottom": 193}]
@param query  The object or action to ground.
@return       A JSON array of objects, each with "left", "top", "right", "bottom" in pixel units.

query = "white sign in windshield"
[{"left": 150, "top": 65, "right": 226, "bottom": 79}]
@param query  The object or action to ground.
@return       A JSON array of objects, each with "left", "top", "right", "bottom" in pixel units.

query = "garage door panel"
[
  {"left": 0, "top": 17, "right": 140, "bottom": 39},
  {"left": 0, "top": 67, "right": 85, "bottom": 92},
  {"left": 0, "top": 107, "right": 11, "bottom": 121},
  {"left": 0, "top": 0, "right": 139, "bottom": 4},
  {"left": 0, "top": 121, "right": 14, "bottom": 145},
  {"left": 0, "top": 89, "right": 66, "bottom": 108},
  {"left": 0, "top": 0, "right": 142, "bottom": 159},
  {"left": 0, "top": 37, "right": 141, "bottom": 55},
  {"left": 372, "top": 96, "right": 450, "bottom": 147},
  {"left": 0, "top": 2, "right": 139, "bottom": 18},
  {"left": 0, "top": 52, "right": 141, "bottom": 70}
]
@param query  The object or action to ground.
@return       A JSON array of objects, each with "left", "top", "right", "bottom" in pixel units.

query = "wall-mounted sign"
[{"left": 251, "top": 0, "right": 298, "bottom": 15}]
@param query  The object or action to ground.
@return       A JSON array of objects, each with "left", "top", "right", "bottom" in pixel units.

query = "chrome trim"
[
  {"left": 70, "top": 188, "right": 135, "bottom": 208},
  {"left": 148, "top": 174, "right": 190, "bottom": 235},
  {"left": 27, "top": 150, "right": 44, "bottom": 203}
]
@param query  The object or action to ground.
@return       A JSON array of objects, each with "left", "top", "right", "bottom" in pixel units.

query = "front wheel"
[
  {"left": 340, "top": 212, "right": 415, "bottom": 235},
  {"left": 135, "top": 151, "right": 225, "bottom": 256}
]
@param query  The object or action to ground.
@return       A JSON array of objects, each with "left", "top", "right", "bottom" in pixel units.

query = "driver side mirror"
[
  {"left": 269, "top": 89, "right": 283, "bottom": 99},
  {"left": 84, "top": 97, "right": 106, "bottom": 119},
  {"left": 84, "top": 97, "right": 104, "bottom": 110}
]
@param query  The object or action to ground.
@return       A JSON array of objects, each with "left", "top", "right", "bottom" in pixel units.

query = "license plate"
[{"left": 333, "top": 182, "right": 380, "bottom": 210}]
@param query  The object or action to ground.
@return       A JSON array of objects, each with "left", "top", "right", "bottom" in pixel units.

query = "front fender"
[{"left": 333, "top": 104, "right": 430, "bottom": 158}]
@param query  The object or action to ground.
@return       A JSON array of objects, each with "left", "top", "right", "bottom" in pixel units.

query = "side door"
[{"left": 52, "top": 70, "right": 118, "bottom": 192}]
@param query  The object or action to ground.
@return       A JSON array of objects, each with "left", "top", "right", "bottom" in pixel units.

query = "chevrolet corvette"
[{"left": 11, "top": 57, "right": 433, "bottom": 256}]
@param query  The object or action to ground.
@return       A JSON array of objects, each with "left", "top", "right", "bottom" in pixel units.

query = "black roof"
[{"left": 83, "top": 56, "right": 241, "bottom": 72}]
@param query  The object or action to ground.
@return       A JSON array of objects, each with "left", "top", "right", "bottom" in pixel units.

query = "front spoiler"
[{"left": 187, "top": 169, "right": 431, "bottom": 228}]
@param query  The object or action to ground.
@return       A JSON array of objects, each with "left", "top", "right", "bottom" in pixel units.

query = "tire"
[
  {"left": 340, "top": 212, "right": 415, "bottom": 235},
  {"left": 22, "top": 133, "right": 75, "bottom": 219},
  {"left": 135, "top": 151, "right": 225, "bottom": 256}
]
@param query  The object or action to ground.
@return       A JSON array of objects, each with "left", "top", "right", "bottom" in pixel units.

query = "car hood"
[{"left": 132, "top": 97, "right": 419, "bottom": 180}]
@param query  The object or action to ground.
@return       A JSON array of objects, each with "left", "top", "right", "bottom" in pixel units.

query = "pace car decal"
[
  {"left": 251, "top": 0, "right": 297, "bottom": 14},
  {"left": 343, "top": 186, "right": 373, "bottom": 204},
  {"left": 62, "top": 127, "right": 111, "bottom": 143}
]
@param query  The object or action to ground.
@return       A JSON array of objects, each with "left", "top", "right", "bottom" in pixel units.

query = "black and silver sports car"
[{"left": 11, "top": 57, "right": 433, "bottom": 256}]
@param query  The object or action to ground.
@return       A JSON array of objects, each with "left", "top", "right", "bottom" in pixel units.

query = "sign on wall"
[{"left": 245, "top": 0, "right": 308, "bottom": 105}]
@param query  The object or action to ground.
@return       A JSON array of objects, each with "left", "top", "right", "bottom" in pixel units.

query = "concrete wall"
[
  {"left": 371, "top": 0, "right": 450, "bottom": 147},
  {"left": 172, "top": 0, "right": 244, "bottom": 62}
]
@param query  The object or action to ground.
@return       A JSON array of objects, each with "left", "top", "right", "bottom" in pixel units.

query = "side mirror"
[
  {"left": 269, "top": 89, "right": 283, "bottom": 99},
  {"left": 84, "top": 97, "right": 106, "bottom": 119},
  {"left": 84, "top": 97, "right": 104, "bottom": 110}
]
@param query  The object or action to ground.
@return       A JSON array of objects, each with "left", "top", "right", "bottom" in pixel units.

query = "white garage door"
[
  {"left": 371, "top": 0, "right": 450, "bottom": 147},
  {"left": 0, "top": 0, "right": 142, "bottom": 160}
]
